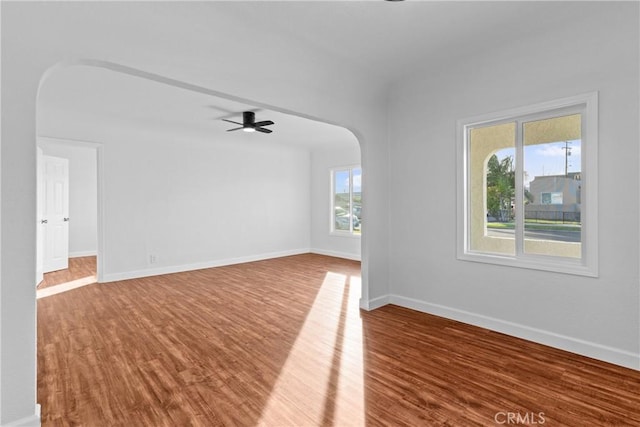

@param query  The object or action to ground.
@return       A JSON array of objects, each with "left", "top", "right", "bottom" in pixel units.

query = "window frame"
[
  {"left": 456, "top": 92, "right": 598, "bottom": 277},
  {"left": 330, "top": 165, "right": 362, "bottom": 237}
]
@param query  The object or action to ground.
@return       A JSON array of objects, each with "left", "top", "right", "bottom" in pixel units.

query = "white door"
[{"left": 42, "top": 155, "right": 69, "bottom": 273}]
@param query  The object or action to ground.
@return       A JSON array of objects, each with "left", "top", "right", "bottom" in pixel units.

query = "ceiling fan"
[{"left": 223, "top": 111, "right": 274, "bottom": 133}]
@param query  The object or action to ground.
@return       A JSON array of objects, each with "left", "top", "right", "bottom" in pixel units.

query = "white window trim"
[
  {"left": 456, "top": 92, "right": 598, "bottom": 277},
  {"left": 330, "top": 165, "right": 362, "bottom": 237}
]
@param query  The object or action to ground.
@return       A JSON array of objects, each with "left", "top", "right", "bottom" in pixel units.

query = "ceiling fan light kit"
[{"left": 223, "top": 111, "right": 274, "bottom": 134}]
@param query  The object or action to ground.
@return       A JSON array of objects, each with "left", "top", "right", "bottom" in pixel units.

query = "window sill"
[
  {"left": 457, "top": 251, "right": 598, "bottom": 278},
  {"left": 330, "top": 231, "right": 362, "bottom": 239}
]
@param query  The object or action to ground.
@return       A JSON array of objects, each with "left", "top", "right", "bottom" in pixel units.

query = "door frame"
[
  {"left": 36, "top": 147, "right": 44, "bottom": 285},
  {"left": 37, "top": 136, "right": 105, "bottom": 283}
]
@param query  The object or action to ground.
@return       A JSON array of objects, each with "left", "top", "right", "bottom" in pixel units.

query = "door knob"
[
  {"left": 63, "top": 218, "right": 69, "bottom": 222},
  {"left": 41, "top": 219, "right": 47, "bottom": 224}
]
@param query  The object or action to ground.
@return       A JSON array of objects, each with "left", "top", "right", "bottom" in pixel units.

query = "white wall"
[
  {"left": 39, "top": 140, "right": 98, "bottom": 258},
  {"left": 37, "top": 109, "right": 312, "bottom": 282},
  {"left": 38, "top": 113, "right": 356, "bottom": 280},
  {"left": 387, "top": 3, "right": 639, "bottom": 368},
  {"left": 97, "top": 126, "right": 311, "bottom": 281},
  {"left": 310, "top": 144, "right": 361, "bottom": 260}
]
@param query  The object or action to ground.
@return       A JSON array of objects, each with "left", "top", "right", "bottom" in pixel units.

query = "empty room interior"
[{"left": 1, "top": 1, "right": 639, "bottom": 426}]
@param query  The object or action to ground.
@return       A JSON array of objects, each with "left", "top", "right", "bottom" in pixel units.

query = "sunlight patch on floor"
[
  {"left": 333, "top": 274, "right": 365, "bottom": 426},
  {"left": 257, "top": 272, "right": 365, "bottom": 426},
  {"left": 36, "top": 275, "right": 97, "bottom": 299}
]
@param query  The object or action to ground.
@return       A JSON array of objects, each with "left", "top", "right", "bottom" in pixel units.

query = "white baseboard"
[
  {"left": 365, "top": 294, "right": 639, "bottom": 371},
  {"left": 311, "top": 248, "right": 361, "bottom": 261},
  {"left": 101, "top": 249, "right": 311, "bottom": 283},
  {"left": 69, "top": 251, "right": 97, "bottom": 258},
  {"left": 2, "top": 404, "right": 41, "bottom": 426},
  {"left": 361, "top": 294, "right": 390, "bottom": 311}
]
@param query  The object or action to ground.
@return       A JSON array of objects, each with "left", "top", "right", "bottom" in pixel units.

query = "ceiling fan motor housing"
[{"left": 243, "top": 111, "right": 255, "bottom": 127}]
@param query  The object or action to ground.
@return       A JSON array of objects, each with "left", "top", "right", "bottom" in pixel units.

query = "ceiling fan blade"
[
  {"left": 255, "top": 127, "right": 273, "bottom": 134},
  {"left": 253, "top": 120, "right": 274, "bottom": 127},
  {"left": 222, "top": 119, "right": 243, "bottom": 125},
  {"left": 226, "top": 127, "right": 244, "bottom": 132}
]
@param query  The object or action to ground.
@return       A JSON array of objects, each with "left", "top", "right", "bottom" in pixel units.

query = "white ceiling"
[
  {"left": 36, "top": 1, "right": 587, "bottom": 149},
  {"left": 38, "top": 65, "right": 357, "bottom": 150},
  {"left": 166, "top": 1, "right": 585, "bottom": 81}
]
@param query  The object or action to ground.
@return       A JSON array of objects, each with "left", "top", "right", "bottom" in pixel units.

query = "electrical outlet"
[{"left": 149, "top": 254, "right": 158, "bottom": 265}]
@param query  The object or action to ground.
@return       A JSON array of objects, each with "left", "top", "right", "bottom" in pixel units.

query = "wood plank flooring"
[
  {"left": 38, "top": 256, "right": 97, "bottom": 289},
  {"left": 37, "top": 254, "right": 640, "bottom": 426}
]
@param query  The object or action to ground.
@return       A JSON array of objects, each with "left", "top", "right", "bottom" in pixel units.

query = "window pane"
[
  {"left": 334, "top": 170, "right": 351, "bottom": 231},
  {"left": 486, "top": 147, "right": 516, "bottom": 244},
  {"left": 469, "top": 122, "right": 515, "bottom": 255},
  {"left": 523, "top": 114, "right": 581, "bottom": 258},
  {"left": 352, "top": 168, "right": 362, "bottom": 234}
]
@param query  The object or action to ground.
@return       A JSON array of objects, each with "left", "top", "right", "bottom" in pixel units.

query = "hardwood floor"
[
  {"left": 37, "top": 254, "right": 640, "bottom": 426},
  {"left": 38, "top": 256, "right": 97, "bottom": 289}
]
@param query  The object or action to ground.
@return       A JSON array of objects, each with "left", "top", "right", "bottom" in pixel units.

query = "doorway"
[{"left": 36, "top": 138, "right": 99, "bottom": 289}]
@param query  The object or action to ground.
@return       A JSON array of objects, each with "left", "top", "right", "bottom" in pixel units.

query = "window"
[
  {"left": 331, "top": 166, "right": 362, "bottom": 235},
  {"left": 457, "top": 93, "right": 598, "bottom": 276},
  {"left": 540, "top": 192, "right": 563, "bottom": 205}
]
